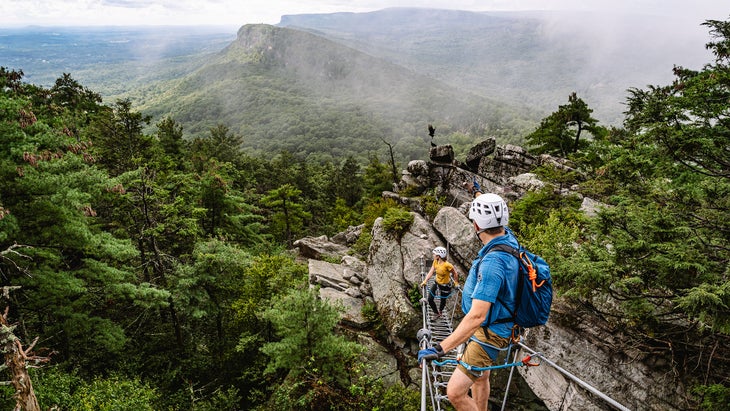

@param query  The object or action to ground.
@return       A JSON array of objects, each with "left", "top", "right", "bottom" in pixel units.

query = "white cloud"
[{"left": 0, "top": 0, "right": 727, "bottom": 27}]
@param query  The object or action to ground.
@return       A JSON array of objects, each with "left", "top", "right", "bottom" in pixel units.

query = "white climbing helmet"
[
  {"left": 432, "top": 246, "right": 447, "bottom": 259},
  {"left": 469, "top": 193, "right": 509, "bottom": 230}
]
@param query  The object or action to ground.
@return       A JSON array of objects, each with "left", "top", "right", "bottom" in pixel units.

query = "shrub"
[{"left": 381, "top": 208, "right": 414, "bottom": 235}]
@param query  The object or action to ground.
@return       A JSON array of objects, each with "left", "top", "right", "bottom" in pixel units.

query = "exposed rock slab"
[
  {"left": 519, "top": 302, "right": 686, "bottom": 411},
  {"left": 366, "top": 213, "right": 442, "bottom": 345},
  {"left": 431, "top": 206, "right": 480, "bottom": 267},
  {"left": 294, "top": 235, "right": 349, "bottom": 260},
  {"left": 318, "top": 287, "right": 367, "bottom": 328}
]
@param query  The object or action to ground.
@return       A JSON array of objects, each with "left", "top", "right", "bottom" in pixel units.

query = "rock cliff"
[{"left": 297, "top": 139, "right": 685, "bottom": 410}]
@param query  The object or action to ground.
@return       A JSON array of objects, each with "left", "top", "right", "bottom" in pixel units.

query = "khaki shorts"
[{"left": 457, "top": 327, "right": 510, "bottom": 381}]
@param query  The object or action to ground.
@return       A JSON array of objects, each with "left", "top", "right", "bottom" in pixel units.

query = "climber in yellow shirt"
[{"left": 421, "top": 246, "right": 460, "bottom": 317}]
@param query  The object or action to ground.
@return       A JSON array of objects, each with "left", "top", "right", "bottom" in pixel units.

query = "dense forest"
[{"left": 1, "top": 16, "right": 729, "bottom": 411}]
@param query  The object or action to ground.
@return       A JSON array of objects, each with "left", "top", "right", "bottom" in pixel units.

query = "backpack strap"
[{"left": 482, "top": 244, "right": 524, "bottom": 333}]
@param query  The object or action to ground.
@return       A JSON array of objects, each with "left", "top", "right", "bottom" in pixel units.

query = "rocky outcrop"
[
  {"left": 296, "top": 139, "right": 678, "bottom": 410},
  {"left": 294, "top": 235, "right": 349, "bottom": 260},
  {"left": 366, "top": 213, "right": 445, "bottom": 345},
  {"left": 432, "top": 206, "right": 480, "bottom": 264},
  {"left": 308, "top": 258, "right": 369, "bottom": 328},
  {"left": 521, "top": 301, "right": 685, "bottom": 411}
]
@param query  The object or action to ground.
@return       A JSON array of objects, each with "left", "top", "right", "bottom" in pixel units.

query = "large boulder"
[
  {"left": 431, "top": 206, "right": 480, "bottom": 267},
  {"left": 355, "top": 332, "right": 402, "bottom": 388},
  {"left": 477, "top": 144, "right": 538, "bottom": 186},
  {"left": 318, "top": 287, "right": 367, "bottom": 328},
  {"left": 294, "top": 235, "right": 349, "bottom": 260},
  {"left": 429, "top": 144, "right": 455, "bottom": 164},
  {"left": 309, "top": 258, "right": 369, "bottom": 328},
  {"left": 519, "top": 301, "right": 687, "bottom": 410},
  {"left": 331, "top": 224, "right": 364, "bottom": 246},
  {"left": 366, "top": 213, "right": 443, "bottom": 345},
  {"left": 465, "top": 137, "right": 496, "bottom": 171}
]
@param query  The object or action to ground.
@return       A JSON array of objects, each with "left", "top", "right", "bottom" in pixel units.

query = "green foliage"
[
  {"left": 189, "top": 387, "right": 243, "bottom": 411},
  {"left": 336, "top": 156, "right": 364, "bottom": 207},
  {"left": 258, "top": 288, "right": 363, "bottom": 383},
  {"left": 330, "top": 197, "right": 362, "bottom": 233},
  {"left": 538, "top": 18, "right": 730, "bottom": 392},
  {"left": 361, "top": 300, "right": 389, "bottom": 342},
  {"left": 372, "top": 384, "right": 421, "bottom": 411},
  {"left": 422, "top": 190, "right": 446, "bottom": 221},
  {"left": 692, "top": 384, "right": 730, "bottom": 411},
  {"left": 261, "top": 183, "right": 312, "bottom": 246},
  {"left": 190, "top": 124, "right": 245, "bottom": 170},
  {"left": 381, "top": 207, "right": 414, "bottom": 235},
  {"left": 4, "top": 17, "right": 730, "bottom": 410},
  {"left": 26, "top": 367, "right": 158, "bottom": 411},
  {"left": 72, "top": 374, "right": 158, "bottom": 411},
  {"left": 351, "top": 229, "right": 373, "bottom": 257},
  {"left": 408, "top": 284, "right": 423, "bottom": 309},
  {"left": 531, "top": 162, "right": 584, "bottom": 190},
  {"left": 87, "top": 98, "right": 156, "bottom": 176},
  {"left": 508, "top": 187, "right": 583, "bottom": 236},
  {"left": 232, "top": 252, "right": 308, "bottom": 328},
  {"left": 346, "top": 375, "right": 420, "bottom": 411},
  {"left": 197, "top": 160, "right": 265, "bottom": 245},
  {"left": 676, "top": 282, "right": 730, "bottom": 334},
  {"left": 362, "top": 156, "right": 395, "bottom": 201},
  {"left": 516, "top": 212, "right": 584, "bottom": 292},
  {"left": 351, "top": 197, "right": 401, "bottom": 255},
  {"left": 525, "top": 92, "right": 605, "bottom": 157}
]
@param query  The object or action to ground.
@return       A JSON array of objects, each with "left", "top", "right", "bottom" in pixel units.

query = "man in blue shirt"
[{"left": 419, "top": 193, "right": 519, "bottom": 411}]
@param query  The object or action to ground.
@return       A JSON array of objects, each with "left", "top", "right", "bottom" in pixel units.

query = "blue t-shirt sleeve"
[{"left": 470, "top": 254, "right": 510, "bottom": 303}]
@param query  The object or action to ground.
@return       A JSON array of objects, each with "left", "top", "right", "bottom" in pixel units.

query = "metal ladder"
[{"left": 418, "top": 257, "right": 460, "bottom": 410}]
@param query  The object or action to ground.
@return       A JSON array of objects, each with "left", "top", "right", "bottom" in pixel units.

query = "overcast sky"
[{"left": 1, "top": 0, "right": 727, "bottom": 28}]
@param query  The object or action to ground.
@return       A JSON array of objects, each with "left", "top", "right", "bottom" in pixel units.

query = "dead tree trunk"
[{"left": 1, "top": 299, "right": 46, "bottom": 411}]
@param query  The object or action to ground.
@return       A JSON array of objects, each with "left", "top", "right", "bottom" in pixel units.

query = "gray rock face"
[
  {"left": 331, "top": 224, "right": 363, "bottom": 246},
  {"left": 520, "top": 302, "right": 686, "bottom": 411},
  {"left": 432, "top": 206, "right": 480, "bottom": 266},
  {"left": 429, "top": 144, "right": 455, "bottom": 164},
  {"left": 465, "top": 138, "right": 496, "bottom": 171},
  {"left": 580, "top": 196, "right": 609, "bottom": 218},
  {"left": 365, "top": 213, "right": 438, "bottom": 345},
  {"left": 478, "top": 144, "right": 538, "bottom": 186},
  {"left": 297, "top": 139, "right": 687, "bottom": 408},
  {"left": 308, "top": 258, "right": 369, "bottom": 328},
  {"left": 294, "top": 235, "right": 349, "bottom": 259}
]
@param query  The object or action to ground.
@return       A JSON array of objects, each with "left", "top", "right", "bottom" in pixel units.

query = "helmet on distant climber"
[
  {"left": 432, "top": 246, "right": 447, "bottom": 259},
  {"left": 469, "top": 193, "right": 509, "bottom": 230}
]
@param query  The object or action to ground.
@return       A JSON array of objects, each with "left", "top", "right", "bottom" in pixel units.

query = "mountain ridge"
[
  {"left": 278, "top": 8, "right": 713, "bottom": 125},
  {"left": 2, "top": 8, "right": 714, "bottom": 161},
  {"left": 137, "top": 23, "right": 538, "bottom": 162}
]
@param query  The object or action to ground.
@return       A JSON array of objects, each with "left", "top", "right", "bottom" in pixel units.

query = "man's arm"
[{"left": 438, "top": 299, "right": 491, "bottom": 353}]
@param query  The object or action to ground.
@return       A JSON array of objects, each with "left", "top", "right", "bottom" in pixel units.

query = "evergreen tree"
[
  {"left": 525, "top": 92, "right": 604, "bottom": 156},
  {"left": 261, "top": 184, "right": 311, "bottom": 246},
  {"left": 87, "top": 98, "right": 156, "bottom": 176},
  {"left": 0, "top": 72, "right": 169, "bottom": 375},
  {"left": 155, "top": 116, "right": 187, "bottom": 168},
  {"left": 259, "top": 287, "right": 362, "bottom": 382},
  {"left": 336, "top": 155, "right": 363, "bottom": 207},
  {"left": 548, "top": 18, "right": 730, "bottom": 406},
  {"left": 362, "top": 155, "right": 393, "bottom": 200}
]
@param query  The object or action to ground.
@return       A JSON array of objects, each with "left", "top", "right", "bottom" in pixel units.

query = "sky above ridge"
[{"left": 1, "top": 0, "right": 728, "bottom": 28}]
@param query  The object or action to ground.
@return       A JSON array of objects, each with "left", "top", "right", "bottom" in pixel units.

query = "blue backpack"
[{"left": 486, "top": 243, "right": 553, "bottom": 329}]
